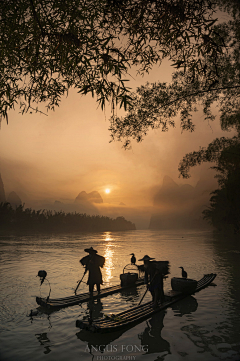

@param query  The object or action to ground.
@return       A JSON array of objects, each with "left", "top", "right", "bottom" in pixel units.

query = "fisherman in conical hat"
[
  {"left": 80, "top": 247, "right": 105, "bottom": 294},
  {"left": 148, "top": 267, "right": 165, "bottom": 308},
  {"left": 138, "top": 255, "right": 155, "bottom": 262},
  {"left": 138, "top": 255, "right": 155, "bottom": 284},
  {"left": 139, "top": 255, "right": 167, "bottom": 308}
]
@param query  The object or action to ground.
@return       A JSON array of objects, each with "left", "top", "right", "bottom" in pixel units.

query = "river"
[{"left": 0, "top": 230, "right": 240, "bottom": 361}]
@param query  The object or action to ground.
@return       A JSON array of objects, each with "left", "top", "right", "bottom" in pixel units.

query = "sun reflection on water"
[
  {"left": 104, "top": 232, "right": 112, "bottom": 243},
  {"left": 103, "top": 233, "right": 114, "bottom": 284}
]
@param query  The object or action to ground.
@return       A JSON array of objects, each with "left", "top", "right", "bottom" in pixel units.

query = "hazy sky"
[{"left": 0, "top": 62, "right": 234, "bottom": 227}]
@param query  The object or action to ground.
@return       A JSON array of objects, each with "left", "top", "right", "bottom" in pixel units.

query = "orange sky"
[{"left": 0, "top": 62, "right": 234, "bottom": 227}]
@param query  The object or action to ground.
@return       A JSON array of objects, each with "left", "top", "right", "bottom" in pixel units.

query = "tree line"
[{"left": 0, "top": 203, "right": 136, "bottom": 233}]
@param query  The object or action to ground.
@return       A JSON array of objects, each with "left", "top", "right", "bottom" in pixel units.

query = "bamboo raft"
[
  {"left": 36, "top": 277, "right": 145, "bottom": 309},
  {"left": 76, "top": 273, "right": 217, "bottom": 333}
]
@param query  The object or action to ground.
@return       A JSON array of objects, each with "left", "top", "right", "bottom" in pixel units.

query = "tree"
[
  {"left": 108, "top": 0, "right": 240, "bottom": 233},
  {"left": 2, "top": 1, "right": 239, "bottom": 233},
  {"left": 107, "top": 0, "right": 240, "bottom": 233},
  {"left": 201, "top": 140, "right": 240, "bottom": 233},
  {"left": 1, "top": 0, "right": 225, "bottom": 122},
  {"left": 109, "top": 0, "right": 240, "bottom": 149}
]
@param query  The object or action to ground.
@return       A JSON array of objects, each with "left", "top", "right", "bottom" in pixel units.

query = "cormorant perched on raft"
[
  {"left": 130, "top": 253, "right": 136, "bottom": 265},
  {"left": 179, "top": 266, "right": 188, "bottom": 278}
]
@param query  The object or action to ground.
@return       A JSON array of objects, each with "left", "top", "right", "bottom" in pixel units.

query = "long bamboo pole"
[{"left": 74, "top": 270, "right": 87, "bottom": 295}]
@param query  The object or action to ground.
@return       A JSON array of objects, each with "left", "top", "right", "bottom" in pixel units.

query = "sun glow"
[{"left": 105, "top": 188, "right": 110, "bottom": 194}]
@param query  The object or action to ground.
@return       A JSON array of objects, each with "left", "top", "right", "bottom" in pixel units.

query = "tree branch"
[
  {"left": 155, "top": 85, "right": 240, "bottom": 109},
  {"left": 29, "top": 0, "right": 45, "bottom": 36}
]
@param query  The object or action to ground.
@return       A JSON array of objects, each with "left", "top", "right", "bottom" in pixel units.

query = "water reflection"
[
  {"left": 103, "top": 243, "right": 114, "bottom": 284},
  {"left": 172, "top": 296, "right": 198, "bottom": 317},
  {"left": 77, "top": 328, "right": 127, "bottom": 353},
  {"left": 104, "top": 232, "right": 113, "bottom": 243},
  {"left": 77, "top": 296, "right": 199, "bottom": 356},
  {"left": 119, "top": 287, "right": 142, "bottom": 307},
  {"left": 137, "top": 297, "right": 198, "bottom": 355},
  {"left": 78, "top": 298, "right": 104, "bottom": 325},
  {"left": 181, "top": 324, "right": 229, "bottom": 357},
  {"left": 119, "top": 287, "right": 140, "bottom": 299},
  {"left": 88, "top": 298, "right": 104, "bottom": 321},
  {"left": 76, "top": 298, "right": 128, "bottom": 350},
  {"left": 3, "top": 231, "right": 240, "bottom": 361},
  {"left": 35, "top": 304, "right": 57, "bottom": 319},
  {"left": 35, "top": 332, "right": 51, "bottom": 354},
  {"left": 138, "top": 311, "right": 170, "bottom": 355},
  {"left": 203, "top": 233, "right": 240, "bottom": 357}
]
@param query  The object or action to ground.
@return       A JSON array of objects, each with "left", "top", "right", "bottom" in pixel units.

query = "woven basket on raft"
[
  {"left": 120, "top": 273, "right": 138, "bottom": 286},
  {"left": 171, "top": 277, "right": 197, "bottom": 293},
  {"left": 138, "top": 261, "right": 170, "bottom": 276}
]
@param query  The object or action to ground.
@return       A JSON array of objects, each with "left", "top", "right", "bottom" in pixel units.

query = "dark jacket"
[{"left": 80, "top": 254, "right": 105, "bottom": 286}]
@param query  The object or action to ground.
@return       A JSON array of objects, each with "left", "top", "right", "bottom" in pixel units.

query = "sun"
[{"left": 105, "top": 188, "right": 111, "bottom": 194}]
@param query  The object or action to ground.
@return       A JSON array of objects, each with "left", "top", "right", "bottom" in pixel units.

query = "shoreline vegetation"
[{"left": 0, "top": 203, "right": 136, "bottom": 233}]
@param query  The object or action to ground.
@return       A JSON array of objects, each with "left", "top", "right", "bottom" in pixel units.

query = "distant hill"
[
  {"left": 153, "top": 175, "right": 195, "bottom": 206},
  {"left": 75, "top": 191, "right": 103, "bottom": 204},
  {"left": 0, "top": 174, "right": 23, "bottom": 207},
  {"left": 0, "top": 174, "right": 6, "bottom": 203},
  {"left": 7, "top": 191, "right": 22, "bottom": 208},
  {"left": 149, "top": 175, "right": 213, "bottom": 230}
]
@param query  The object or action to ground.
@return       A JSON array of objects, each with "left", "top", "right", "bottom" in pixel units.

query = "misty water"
[{"left": 0, "top": 230, "right": 240, "bottom": 361}]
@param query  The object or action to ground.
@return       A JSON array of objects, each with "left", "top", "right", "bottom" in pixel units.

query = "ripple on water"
[{"left": 1, "top": 231, "right": 240, "bottom": 361}]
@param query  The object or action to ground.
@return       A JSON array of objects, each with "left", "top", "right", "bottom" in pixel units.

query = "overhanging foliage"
[{"left": 1, "top": 0, "right": 224, "bottom": 122}]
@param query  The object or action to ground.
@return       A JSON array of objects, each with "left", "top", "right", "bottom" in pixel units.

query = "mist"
[{"left": 0, "top": 63, "right": 235, "bottom": 230}]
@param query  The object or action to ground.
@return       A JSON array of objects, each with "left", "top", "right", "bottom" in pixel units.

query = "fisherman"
[
  {"left": 148, "top": 268, "right": 165, "bottom": 308},
  {"left": 139, "top": 255, "right": 167, "bottom": 308},
  {"left": 80, "top": 247, "right": 105, "bottom": 294},
  {"left": 138, "top": 255, "right": 155, "bottom": 284}
]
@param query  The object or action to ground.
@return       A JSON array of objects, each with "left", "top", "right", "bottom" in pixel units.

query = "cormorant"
[
  {"left": 179, "top": 266, "right": 187, "bottom": 278},
  {"left": 130, "top": 253, "right": 136, "bottom": 265}
]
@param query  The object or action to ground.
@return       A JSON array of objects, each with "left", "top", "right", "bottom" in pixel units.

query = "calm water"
[{"left": 0, "top": 230, "right": 240, "bottom": 361}]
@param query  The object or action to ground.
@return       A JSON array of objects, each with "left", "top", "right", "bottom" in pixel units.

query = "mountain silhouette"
[
  {"left": 75, "top": 191, "right": 103, "bottom": 204},
  {"left": 7, "top": 191, "right": 22, "bottom": 208},
  {"left": 149, "top": 176, "right": 212, "bottom": 229},
  {"left": 153, "top": 175, "right": 195, "bottom": 206},
  {"left": 0, "top": 174, "right": 6, "bottom": 202}
]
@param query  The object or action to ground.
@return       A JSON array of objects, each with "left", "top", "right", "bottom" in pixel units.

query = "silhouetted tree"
[
  {"left": 202, "top": 141, "right": 240, "bottom": 233},
  {"left": 2, "top": 1, "right": 239, "bottom": 234},
  {"left": 107, "top": 0, "right": 240, "bottom": 235},
  {"left": 1, "top": 0, "right": 227, "bottom": 122},
  {"left": 110, "top": 1, "right": 240, "bottom": 149}
]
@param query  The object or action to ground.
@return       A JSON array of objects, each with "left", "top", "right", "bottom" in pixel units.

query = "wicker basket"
[
  {"left": 152, "top": 261, "right": 170, "bottom": 276},
  {"left": 120, "top": 272, "right": 138, "bottom": 287},
  {"left": 171, "top": 277, "right": 197, "bottom": 294}
]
